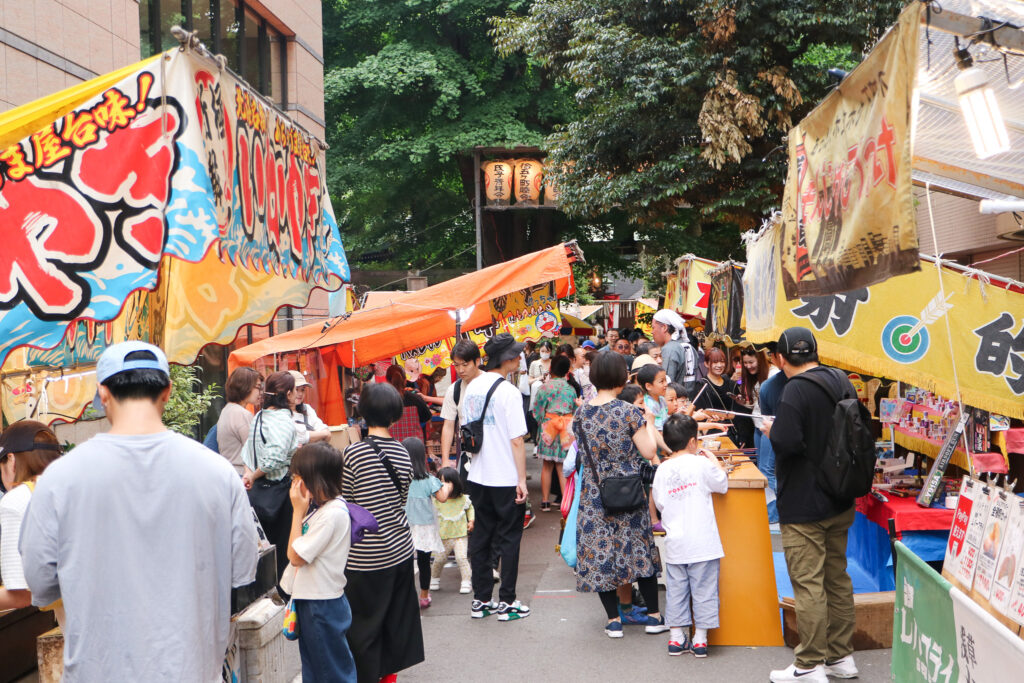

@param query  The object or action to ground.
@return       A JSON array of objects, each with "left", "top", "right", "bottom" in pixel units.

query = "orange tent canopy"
[{"left": 229, "top": 243, "right": 580, "bottom": 371}]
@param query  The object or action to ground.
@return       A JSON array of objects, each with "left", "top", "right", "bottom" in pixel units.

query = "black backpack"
[{"left": 792, "top": 368, "right": 876, "bottom": 501}]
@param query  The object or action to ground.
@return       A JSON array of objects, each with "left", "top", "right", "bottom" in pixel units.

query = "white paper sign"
[
  {"left": 991, "top": 499, "right": 1024, "bottom": 617},
  {"left": 973, "top": 490, "right": 1011, "bottom": 599},
  {"left": 943, "top": 477, "right": 975, "bottom": 579},
  {"left": 955, "top": 485, "right": 994, "bottom": 589},
  {"left": 951, "top": 586, "right": 1024, "bottom": 683}
]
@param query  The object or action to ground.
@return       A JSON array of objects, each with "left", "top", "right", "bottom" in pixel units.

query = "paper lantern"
[
  {"left": 544, "top": 174, "right": 558, "bottom": 206},
  {"left": 514, "top": 158, "right": 543, "bottom": 205},
  {"left": 482, "top": 159, "right": 515, "bottom": 205}
]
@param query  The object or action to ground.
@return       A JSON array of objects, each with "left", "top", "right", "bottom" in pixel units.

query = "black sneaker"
[{"left": 471, "top": 600, "right": 498, "bottom": 619}]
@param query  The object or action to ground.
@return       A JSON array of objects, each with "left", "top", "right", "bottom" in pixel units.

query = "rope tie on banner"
[{"left": 925, "top": 182, "right": 972, "bottom": 476}]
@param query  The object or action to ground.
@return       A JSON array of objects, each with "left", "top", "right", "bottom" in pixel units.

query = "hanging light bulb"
[
  {"left": 954, "top": 46, "right": 1010, "bottom": 159},
  {"left": 592, "top": 272, "right": 601, "bottom": 288}
]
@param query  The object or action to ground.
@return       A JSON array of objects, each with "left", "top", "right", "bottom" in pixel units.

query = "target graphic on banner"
[{"left": 881, "top": 315, "right": 930, "bottom": 364}]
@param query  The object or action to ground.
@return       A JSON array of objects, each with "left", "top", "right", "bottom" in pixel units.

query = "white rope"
[{"left": 925, "top": 182, "right": 972, "bottom": 476}]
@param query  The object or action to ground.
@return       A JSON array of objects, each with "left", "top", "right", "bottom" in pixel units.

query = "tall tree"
[
  {"left": 490, "top": 0, "right": 905, "bottom": 246},
  {"left": 322, "top": 0, "right": 575, "bottom": 270}
]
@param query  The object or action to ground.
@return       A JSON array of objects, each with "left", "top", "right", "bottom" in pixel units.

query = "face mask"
[{"left": 540, "top": 350, "right": 551, "bottom": 359}]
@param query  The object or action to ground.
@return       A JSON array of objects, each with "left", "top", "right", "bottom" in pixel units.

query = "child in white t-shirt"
[
  {"left": 282, "top": 442, "right": 356, "bottom": 680},
  {"left": 651, "top": 414, "right": 729, "bottom": 659}
]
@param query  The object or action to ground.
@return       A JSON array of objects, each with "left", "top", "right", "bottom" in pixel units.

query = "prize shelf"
[{"left": 892, "top": 426, "right": 1001, "bottom": 469}]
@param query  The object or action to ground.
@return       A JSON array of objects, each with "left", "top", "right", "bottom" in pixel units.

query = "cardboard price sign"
[{"left": 954, "top": 485, "right": 994, "bottom": 590}]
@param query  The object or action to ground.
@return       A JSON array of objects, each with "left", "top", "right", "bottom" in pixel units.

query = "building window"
[{"left": 139, "top": 0, "right": 286, "bottom": 105}]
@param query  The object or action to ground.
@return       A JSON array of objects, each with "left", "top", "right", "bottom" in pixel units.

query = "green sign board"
[{"left": 892, "top": 542, "right": 959, "bottom": 682}]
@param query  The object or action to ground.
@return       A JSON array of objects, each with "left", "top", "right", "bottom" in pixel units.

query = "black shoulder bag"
[
  {"left": 460, "top": 378, "right": 503, "bottom": 454},
  {"left": 246, "top": 411, "right": 293, "bottom": 523},
  {"left": 364, "top": 436, "right": 407, "bottom": 497},
  {"left": 576, "top": 410, "right": 646, "bottom": 514}
]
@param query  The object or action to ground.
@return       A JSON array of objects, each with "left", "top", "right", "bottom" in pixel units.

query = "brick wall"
[{"left": 0, "top": 0, "right": 141, "bottom": 111}]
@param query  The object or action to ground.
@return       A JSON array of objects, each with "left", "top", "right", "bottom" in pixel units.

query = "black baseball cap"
[
  {"left": 0, "top": 421, "right": 61, "bottom": 457},
  {"left": 777, "top": 327, "right": 818, "bottom": 356},
  {"left": 484, "top": 333, "right": 526, "bottom": 369}
]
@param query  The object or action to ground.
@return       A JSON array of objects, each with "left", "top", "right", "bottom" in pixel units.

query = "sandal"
[{"left": 540, "top": 501, "right": 552, "bottom": 512}]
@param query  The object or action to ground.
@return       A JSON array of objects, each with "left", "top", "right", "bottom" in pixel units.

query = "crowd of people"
[{"left": 0, "top": 316, "right": 862, "bottom": 683}]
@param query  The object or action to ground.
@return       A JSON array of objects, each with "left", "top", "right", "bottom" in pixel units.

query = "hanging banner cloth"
[
  {"left": 229, "top": 243, "right": 581, "bottom": 372},
  {"left": 0, "top": 47, "right": 348, "bottom": 366},
  {"left": 745, "top": 224, "right": 1024, "bottom": 420},
  {"left": 0, "top": 48, "right": 348, "bottom": 423},
  {"left": 779, "top": 1, "right": 921, "bottom": 300},
  {"left": 705, "top": 262, "right": 746, "bottom": 343},
  {"left": 663, "top": 255, "right": 718, "bottom": 319}
]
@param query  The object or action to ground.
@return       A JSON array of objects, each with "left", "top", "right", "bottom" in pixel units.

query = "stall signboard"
[
  {"left": 665, "top": 255, "right": 717, "bottom": 318},
  {"left": 779, "top": 2, "right": 921, "bottom": 300},
  {"left": 395, "top": 339, "right": 453, "bottom": 375},
  {"left": 746, "top": 222, "right": 1024, "bottom": 421},
  {"left": 705, "top": 263, "right": 745, "bottom": 342},
  {"left": 489, "top": 282, "right": 562, "bottom": 341},
  {"left": 893, "top": 542, "right": 959, "bottom": 683},
  {"left": 0, "top": 48, "right": 348, "bottom": 423}
]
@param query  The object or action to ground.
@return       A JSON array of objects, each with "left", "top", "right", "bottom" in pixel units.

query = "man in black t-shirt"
[{"left": 763, "top": 328, "right": 858, "bottom": 683}]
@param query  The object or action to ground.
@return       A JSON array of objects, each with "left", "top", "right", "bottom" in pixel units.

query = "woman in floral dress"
[
  {"left": 572, "top": 352, "right": 665, "bottom": 639},
  {"left": 532, "top": 355, "right": 578, "bottom": 512}
]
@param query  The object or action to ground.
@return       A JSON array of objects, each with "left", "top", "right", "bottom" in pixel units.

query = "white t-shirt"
[
  {"left": 459, "top": 372, "right": 527, "bottom": 487},
  {"left": 651, "top": 453, "right": 729, "bottom": 565},
  {"left": 281, "top": 498, "right": 351, "bottom": 600},
  {"left": 0, "top": 483, "right": 32, "bottom": 589},
  {"left": 441, "top": 376, "right": 474, "bottom": 422}
]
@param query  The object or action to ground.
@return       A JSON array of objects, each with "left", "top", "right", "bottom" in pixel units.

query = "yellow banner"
[
  {"left": 780, "top": 2, "right": 921, "bottom": 300},
  {"left": 747, "top": 225, "right": 1024, "bottom": 420},
  {"left": 490, "top": 282, "right": 562, "bottom": 341},
  {"left": 395, "top": 339, "right": 453, "bottom": 375},
  {"left": 665, "top": 256, "right": 717, "bottom": 318}
]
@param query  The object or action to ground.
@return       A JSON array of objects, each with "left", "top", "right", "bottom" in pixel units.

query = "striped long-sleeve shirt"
[{"left": 242, "top": 409, "right": 298, "bottom": 481}]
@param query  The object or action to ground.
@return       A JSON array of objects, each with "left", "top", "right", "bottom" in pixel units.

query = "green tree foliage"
[
  {"left": 490, "top": 0, "right": 905, "bottom": 241},
  {"left": 164, "top": 365, "right": 219, "bottom": 439},
  {"left": 322, "top": 0, "right": 575, "bottom": 268}
]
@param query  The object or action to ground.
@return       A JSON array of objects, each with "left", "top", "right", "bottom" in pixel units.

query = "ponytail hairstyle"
[{"left": 262, "top": 371, "right": 295, "bottom": 410}]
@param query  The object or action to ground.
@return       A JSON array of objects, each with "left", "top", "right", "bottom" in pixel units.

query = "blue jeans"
[
  {"left": 294, "top": 595, "right": 357, "bottom": 683},
  {"left": 754, "top": 431, "right": 778, "bottom": 524}
]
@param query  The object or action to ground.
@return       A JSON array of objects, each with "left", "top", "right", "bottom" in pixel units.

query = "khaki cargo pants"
[{"left": 781, "top": 505, "right": 856, "bottom": 669}]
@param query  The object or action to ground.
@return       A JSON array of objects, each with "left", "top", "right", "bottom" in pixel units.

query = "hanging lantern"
[
  {"left": 544, "top": 174, "right": 558, "bottom": 206},
  {"left": 482, "top": 159, "right": 515, "bottom": 205},
  {"left": 514, "top": 158, "right": 543, "bottom": 206}
]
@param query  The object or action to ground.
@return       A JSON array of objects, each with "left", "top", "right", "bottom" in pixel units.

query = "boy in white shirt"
[{"left": 651, "top": 414, "right": 729, "bottom": 658}]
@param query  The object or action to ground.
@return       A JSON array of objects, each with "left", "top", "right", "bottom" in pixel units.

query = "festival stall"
[
  {"left": 739, "top": 0, "right": 1024, "bottom": 667},
  {"left": 229, "top": 242, "right": 581, "bottom": 379},
  {"left": 0, "top": 43, "right": 349, "bottom": 427}
]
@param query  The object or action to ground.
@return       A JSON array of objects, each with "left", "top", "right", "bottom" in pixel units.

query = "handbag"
[
  {"left": 559, "top": 467, "right": 583, "bottom": 568},
  {"left": 246, "top": 411, "right": 292, "bottom": 522},
  {"left": 577, "top": 415, "right": 646, "bottom": 514},
  {"left": 345, "top": 501, "right": 379, "bottom": 544},
  {"left": 282, "top": 598, "right": 299, "bottom": 640},
  {"left": 460, "top": 378, "right": 502, "bottom": 454}
]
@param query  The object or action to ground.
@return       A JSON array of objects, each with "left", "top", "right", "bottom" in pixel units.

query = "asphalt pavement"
[{"left": 405, "top": 448, "right": 893, "bottom": 682}]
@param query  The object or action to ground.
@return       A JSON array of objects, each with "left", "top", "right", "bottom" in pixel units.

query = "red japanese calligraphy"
[
  {"left": 73, "top": 107, "right": 179, "bottom": 207},
  {"left": 0, "top": 176, "right": 103, "bottom": 316}
]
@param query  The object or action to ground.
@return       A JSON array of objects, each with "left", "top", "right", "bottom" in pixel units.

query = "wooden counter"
[{"left": 653, "top": 451, "right": 784, "bottom": 647}]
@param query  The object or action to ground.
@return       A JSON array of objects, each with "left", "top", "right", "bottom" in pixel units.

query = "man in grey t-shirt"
[
  {"left": 20, "top": 342, "right": 259, "bottom": 682},
  {"left": 653, "top": 309, "right": 697, "bottom": 394}
]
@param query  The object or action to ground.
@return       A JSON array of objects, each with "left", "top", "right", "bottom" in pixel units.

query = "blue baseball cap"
[
  {"left": 96, "top": 341, "right": 170, "bottom": 384},
  {"left": 581, "top": 340, "right": 596, "bottom": 349}
]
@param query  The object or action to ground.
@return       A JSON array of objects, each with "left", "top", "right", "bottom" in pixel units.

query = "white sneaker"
[
  {"left": 429, "top": 578, "right": 440, "bottom": 591},
  {"left": 768, "top": 664, "right": 827, "bottom": 682},
  {"left": 824, "top": 655, "right": 858, "bottom": 679},
  {"left": 459, "top": 581, "right": 472, "bottom": 594}
]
